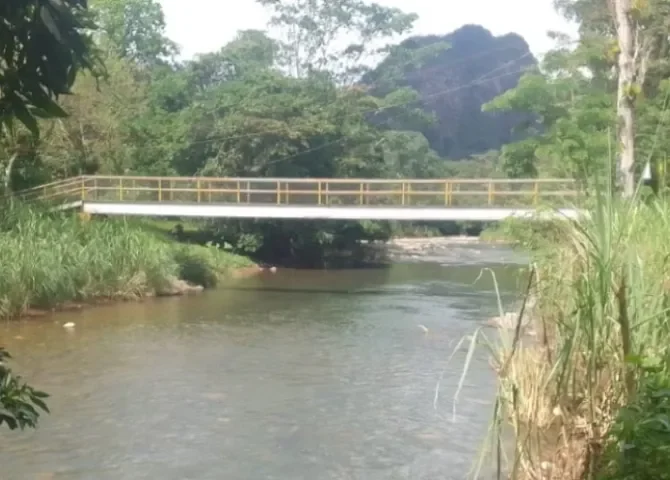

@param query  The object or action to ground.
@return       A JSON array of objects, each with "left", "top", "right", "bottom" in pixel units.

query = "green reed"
[{"left": 476, "top": 192, "right": 670, "bottom": 479}]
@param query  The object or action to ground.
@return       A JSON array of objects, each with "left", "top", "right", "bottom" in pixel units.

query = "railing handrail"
[
  {"left": 11, "top": 174, "right": 580, "bottom": 209},
  {"left": 80, "top": 174, "right": 575, "bottom": 184},
  {"left": 15, "top": 175, "right": 85, "bottom": 193}
]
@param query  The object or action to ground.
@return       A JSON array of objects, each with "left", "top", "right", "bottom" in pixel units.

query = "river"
[{"left": 0, "top": 244, "right": 526, "bottom": 480}]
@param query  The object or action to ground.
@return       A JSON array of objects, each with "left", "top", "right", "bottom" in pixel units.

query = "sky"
[{"left": 159, "top": 0, "right": 577, "bottom": 60}]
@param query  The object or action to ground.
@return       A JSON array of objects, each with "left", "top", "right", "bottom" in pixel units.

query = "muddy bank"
[{"left": 21, "top": 266, "right": 265, "bottom": 320}]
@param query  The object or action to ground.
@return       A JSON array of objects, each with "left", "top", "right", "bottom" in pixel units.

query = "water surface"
[{"left": 0, "top": 244, "right": 526, "bottom": 480}]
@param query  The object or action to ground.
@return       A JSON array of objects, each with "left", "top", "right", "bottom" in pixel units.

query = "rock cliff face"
[{"left": 366, "top": 24, "right": 537, "bottom": 159}]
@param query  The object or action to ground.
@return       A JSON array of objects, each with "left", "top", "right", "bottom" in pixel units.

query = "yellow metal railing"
[{"left": 14, "top": 175, "right": 579, "bottom": 208}]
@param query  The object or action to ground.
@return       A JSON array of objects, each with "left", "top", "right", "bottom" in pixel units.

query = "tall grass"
[
  {"left": 0, "top": 206, "right": 177, "bottom": 317},
  {"left": 0, "top": 206, "right": 254, "bottom": 318},
  {"left": 488, "top": 194, "right": 670, "bottom": 479}
]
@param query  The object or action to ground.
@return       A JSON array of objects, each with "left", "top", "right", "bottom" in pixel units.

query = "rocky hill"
[{"left": 365, "top": 24, "right": 537, "bottom": 159}]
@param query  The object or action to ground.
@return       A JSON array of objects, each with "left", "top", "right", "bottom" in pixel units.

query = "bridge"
[{"left": 17, "top": 175, "right": 582, "bottom": 221}]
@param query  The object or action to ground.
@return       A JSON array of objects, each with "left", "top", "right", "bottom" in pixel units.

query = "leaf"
[
  {"left": 31, "top": 100, "right": 68, "bottom": 119},
  {"left": 31, "top": 397, "right": 50, "bottom": 413},
  {"left": 40, "top": 5, "right": 64, "bottom": 43},
  {"left": 12, "top": 100, "right": 40, "bottom": 137},
  {"left": 0, "top": 413, "right": 18, "bottom": 430},
  {"left": 625, "top": 354, "right": 644, "bottom": 366}
]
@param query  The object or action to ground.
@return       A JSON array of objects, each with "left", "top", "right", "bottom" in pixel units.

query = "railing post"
[
  {"left": 197, "top": 179, "right": 201, "bottom": 203},
  {"left": 276, "top": 181, "right": 281, "bottom": 204},
  {"left": 81, "top": 177, "right": 85, "bottom": 201},
  {"left": 93, "top": 177, "right": 97, "bottom": 201},
  {"left": 401, "top": 182, "right": 405, "bottom": 206},
  {"left": 119, "top": 178, "right": 123, "bottom": 201},
  {"left": 533, "top": 181, "right": 539, "bottom": 205},
  {"left": 318, "top": 181, "right": 322, "bottom": 205},
  {"left": 488, "top": 182, "right": 494, "bottom": 206},
  {"left": 359, "top": 182, "right": 364, "bottom": 205},
  {"left": 158, "top": 179, "right": 162, "bottom": 202},
  {"left": 236, "top": 181, "right": 241, "bottom": 203},
  {"left": 169, "top": 180, "right": 173, "bottom": 201},
  {"left": 325, "top": 182, "right": 329, "bottom": 205},
  {"left": 444, "top": 181, "right": 449, "bottom": 206}
]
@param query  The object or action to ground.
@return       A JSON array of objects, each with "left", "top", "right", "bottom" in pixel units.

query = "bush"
[
  {"left": 598, "top": 363, "right": 670, "bottom": 480},
  {"left": 0, "top": 348, "right": 49, "bottom": 430},
  {"left": 173, "top": 246, "right": 219, "bottom": 288}
]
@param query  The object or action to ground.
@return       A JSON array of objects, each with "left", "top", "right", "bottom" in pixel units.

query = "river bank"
[
  {"left": 0, "top": 208, "right": 257, "bottom": 320},
  {"left": 3, "top": 208, "right": 506, "bottom": 321},
  {"left": 19, "top": 264, "right": 265, "bottom": 319},
  {"left": 484, "top": 201, "right": 670, "bottom": 480}
]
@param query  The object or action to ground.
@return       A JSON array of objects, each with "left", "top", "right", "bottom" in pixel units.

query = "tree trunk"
[{"left": 614, "top": 0, "right": 636, "bottom": 197}]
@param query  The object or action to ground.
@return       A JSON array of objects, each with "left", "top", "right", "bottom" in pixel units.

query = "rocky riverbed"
[{"left": 381, "top": 236, "right": 513, "bottom": 263}]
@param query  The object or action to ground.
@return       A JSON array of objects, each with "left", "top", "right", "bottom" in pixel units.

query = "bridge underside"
[{"left": 80, "top": 201, "right": 583, "bottom": 221}]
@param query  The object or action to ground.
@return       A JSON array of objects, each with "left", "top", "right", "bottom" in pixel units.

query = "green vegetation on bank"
[
  {"left": 485, "top": 195, "right": 670, "bottom": 480},
  {"left": 0, "top": 206, "right": 253, "bottom": 319}
]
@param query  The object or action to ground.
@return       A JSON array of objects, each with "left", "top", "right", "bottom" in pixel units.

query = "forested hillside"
[{"left": 365, "top": 24, "right": 537, "bottom": 159}]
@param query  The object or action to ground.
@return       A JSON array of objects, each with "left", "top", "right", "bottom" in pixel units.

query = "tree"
[
  {"left": 38, "top": 54, "right": 150, "bottom": 177},
  {"left": 613, "top": 0, "right": 637, "bottom": 196},
  {"left": 91, "top": 0, "right": 177, "bottom": 66},
  {"left": 0, "top": 0, "right": 102, "bottom": 136},
  {"left": 257, "top": 0, "right": 417, "bottom": 83},
  {"left": 485, "top": 0, "right": 670, "bottom": 193}
]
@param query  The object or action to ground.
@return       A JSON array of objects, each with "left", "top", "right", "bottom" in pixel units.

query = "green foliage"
[
  {"left": 599, "top": 363, "right": 670, "bottom": 480},
  {"left": 91, "top": 0, "right": 177, "bottom": 66},
  {"left": 0, "top": 0, "right": 103, "bottom": 136},
  {"left": 0, "top": 206, "right": 178, "bottom": 317},
  {"left": 172, "top": 242, "right": 253, "bottom": 287},
  {"left": 488, "top": 195, "right": 670, "bottom": 479},
  {"left": 173, "top": 246, "right": 219, "bottom": 288},
  {"left": 0, "top": 206, "right": 254, "bottom": 318},
  {"left": 258, "top": 0, "right": 417, "bottom": 82},
  {"left": 485, "top": 0, "right": 670, "bottom": 189},
  {"left": 0, "top": 349, "right": 49, "bottom": 430}
]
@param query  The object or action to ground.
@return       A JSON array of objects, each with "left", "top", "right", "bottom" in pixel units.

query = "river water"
[{"left": 0, "top": 244, "right": 526, "bottom": 480}]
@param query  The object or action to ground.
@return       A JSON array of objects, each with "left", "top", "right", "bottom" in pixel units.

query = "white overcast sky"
[{"left": 159, "top": 0, "right": 577, "bottom": 60}]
